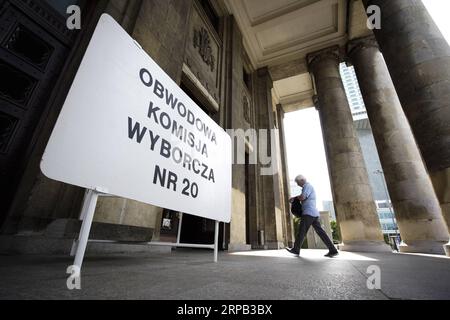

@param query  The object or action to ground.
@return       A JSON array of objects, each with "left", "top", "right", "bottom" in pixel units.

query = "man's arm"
[
  {"left": 297, "top": 184, "right": 311, "bottom": 202},
  {"left": 289, "top": 185, "right": 312, "bottom": 202},
  {"left": 289, "top": 194, "right": 307, "bottom": 202}
]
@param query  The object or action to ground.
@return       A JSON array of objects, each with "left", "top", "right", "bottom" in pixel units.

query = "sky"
[
  {"left": 422, "top": 0, "right": 450, "bottom": 43},
  {"left": 283, "top": 0, "right": 450, "bottom": 210},
  {"left": 284, "top": 108, "right": 332, "bottom": 209}
]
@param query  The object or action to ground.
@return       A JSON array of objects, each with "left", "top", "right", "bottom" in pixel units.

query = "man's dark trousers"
[{"left": 293, "top": 214, "right": 336, "bottom": 252}]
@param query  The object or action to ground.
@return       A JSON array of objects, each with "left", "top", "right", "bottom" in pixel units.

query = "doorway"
[{"left": 0, "top": 0, "right": 90, "bottom": 225}]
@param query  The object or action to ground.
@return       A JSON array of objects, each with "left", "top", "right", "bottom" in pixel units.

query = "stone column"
[
  {"left": 363, "top": 0, "right": 450, "bottom": 255},
  {"left": 348, "top": 36, "right": 449, "bottom": 254},
  {"left": 308, "top": 46, "right": 389, "bottom": 252},
  {"left": 254, "top": 68, "right": 284, "bottom": 249},
  {"left": 276, "top": 104, "right": 295, "bottom": 246}
]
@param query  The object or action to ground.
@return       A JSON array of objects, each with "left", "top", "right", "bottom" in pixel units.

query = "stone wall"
[
  {"left": 133, "top": 0, "right": 193, "bottom": 84},
  {"left": 1, "top": 0, "right": 291, "bottom": 253},
  {"left": 227, "top": 17, "right": 251, "bottom": 250},
  {"left": 253, "top": 68, "right": 285, "bottom": 249},
  {"left": 1, "top": 0, "right": 192, "bottom": 246}
]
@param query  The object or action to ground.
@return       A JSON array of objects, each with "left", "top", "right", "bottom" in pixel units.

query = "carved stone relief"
[
  {"left": 184, "top": 2, "right": 221, "bottom": 107},
  {"left": 193, "top": 27, "right": 215, "bottom": 72}
]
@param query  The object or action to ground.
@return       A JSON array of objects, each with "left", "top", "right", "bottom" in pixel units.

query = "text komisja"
[{"left": 126, "top": 68, "right": 218, "bottom": 198}]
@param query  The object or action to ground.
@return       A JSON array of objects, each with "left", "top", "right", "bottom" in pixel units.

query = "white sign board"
[{"left": 41, "top": 14, "right": 232, "bottom": 223}]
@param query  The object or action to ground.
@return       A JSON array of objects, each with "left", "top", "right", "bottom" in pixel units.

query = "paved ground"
[{"left": 0, "top": 249, "right": 449, "bottom": 300}]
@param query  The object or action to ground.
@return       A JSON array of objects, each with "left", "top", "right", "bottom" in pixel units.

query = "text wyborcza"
[{"left": 127, "top": 68, "right": 218, "bottom": 199}]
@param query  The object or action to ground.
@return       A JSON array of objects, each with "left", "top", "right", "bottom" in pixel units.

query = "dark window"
[
  {"left": 199, "top": 0, "right": 219, "bottom": 34},
  {"left": 0, "top": 111, "right": 18, "bottom": 154},
  {"left": 180, "top": 82, "right": 211, "bottom": 115},
  {"left": 0, "top": 61, "right": 37, "bottom": 107},
  {"left": 378, "top": 202, "right": 389, "bottom": 209},
  {"left": 243, "top": 68, "right": 251, "bottom": 90},
  {"left": 6, "top": 25, "right": 54, "bottom": 70}
]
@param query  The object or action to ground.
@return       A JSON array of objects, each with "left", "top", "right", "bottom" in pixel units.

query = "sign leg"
[
  {"left": 176, "top": 212, "right": 183, "bottom": 245},
  {"left": 73, "top": 189, "right": 99, "bottom": 270},
  {"left": 79, "top": 189, "right": 93, "bottom": 221},
  {"left": 70, "top": 190, "right": 93, "bottom": 256},
  {"left": 214, "top": 220, "right": 219, "bottom": 263}
]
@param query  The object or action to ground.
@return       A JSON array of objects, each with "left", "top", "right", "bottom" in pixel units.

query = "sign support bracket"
[
  {"left": 214, "top": 220, "right": 219, "bottom": 263},
  {"left": 174, "top": 213, "right": 219, "bottom": 262},
  {"left": 71, "top": 192, "right": 220, "bottom": 272}
]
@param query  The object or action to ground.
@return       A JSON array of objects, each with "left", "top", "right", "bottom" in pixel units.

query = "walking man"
[{"left": 286, "top": 175, "right": 339, "bottom": 257}]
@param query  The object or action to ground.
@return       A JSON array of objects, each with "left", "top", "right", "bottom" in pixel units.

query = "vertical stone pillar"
[
  {"left": 308, "top": 46, "right": 389, "bottom": 252},
  {"left": 226, "top": 16, "right": 251, "bottom": 251},
  {"left": 348, "top": 36, "right": 449, "bottom": 254},
  {"left": 363, "top": 0, "right": 450, "bottom": 255},
  {"left": 254, "top": 68, "right": 284, "bottom": 249},
  {"left": 276, "top": 104, "right": 295, "bottom": 246}
]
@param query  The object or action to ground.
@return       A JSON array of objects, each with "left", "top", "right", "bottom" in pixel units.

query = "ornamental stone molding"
[
  {"left": 347, "top": 35, "right": 380, "bottom": 59},
  {"left": 193, "top": 27, "right": 215, "bottom": 72},
  {"left": 306, "top": 45, "right": 341, "bottom": 71}
]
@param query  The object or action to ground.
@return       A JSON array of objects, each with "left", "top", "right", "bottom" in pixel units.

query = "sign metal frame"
[{"left": 42, "top": 14, "right": 230, "bottom": 271}]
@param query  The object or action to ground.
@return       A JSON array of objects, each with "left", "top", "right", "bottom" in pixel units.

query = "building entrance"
[{"left": 0, "top": 0, "right": 88, "bottom": 225}]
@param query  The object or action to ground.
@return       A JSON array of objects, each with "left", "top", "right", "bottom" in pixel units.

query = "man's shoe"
[
  {"left": 285, "top": 248, "right": 300, "bottom": 256},
  {"left": 324, "top": 251, "right": 339, "bottom": 258}
]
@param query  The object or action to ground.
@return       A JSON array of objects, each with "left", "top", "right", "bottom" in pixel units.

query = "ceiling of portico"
[
  {"left": 223, "top": 0, "right": 370, "bottom": 113},
  {"left": 272, "top": 73, "right": 315, "bottom": 113},
  {"left": 223, "top": 0, "right": 349, "bottom": 113},
  {"left": 224, "top": 0, "right": 348, "bottom": 69}
]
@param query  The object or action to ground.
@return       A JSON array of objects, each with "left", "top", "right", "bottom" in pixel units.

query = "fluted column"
[
  {"left": 348, "top": 36, "right": 449, "bottom": 254},
  {"left": 308, "top": 46, "right": 390, "bottom": 252},
  {"left": 363, "top": 0, "right": 450, "bottom": 255}
]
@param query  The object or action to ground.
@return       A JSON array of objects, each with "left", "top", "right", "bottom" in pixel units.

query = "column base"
[
  {"left": 338, "top": 241, "right": 392, "bottom": 253},
  {"left": 445, "top": 242, "right": 450, "bottom": 257},
  {"left": 265, "top": 241, "right": 285, "bottom": 250},
  {"left": 398, "top": 240, "right": 447, "bottom": 255},
  {"left": 227, "top": 243, "right": 252, "bottom": 252}
]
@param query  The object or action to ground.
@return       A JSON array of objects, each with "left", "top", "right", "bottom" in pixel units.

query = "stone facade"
[
  {"left": 0, "top": 0, "right": 291, "bottom": 254},
  {"left": 1, "top": 0, "right": 449, "bottom": 257}
]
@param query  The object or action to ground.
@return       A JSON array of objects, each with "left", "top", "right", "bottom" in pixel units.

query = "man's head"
[{"left": 295, "top": 175, "right": 307, "bottom": 187}]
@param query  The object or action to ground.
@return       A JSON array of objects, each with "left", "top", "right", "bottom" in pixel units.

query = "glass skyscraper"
[{"left": 338, "top": 63, "right": 398, "bottom": 235}]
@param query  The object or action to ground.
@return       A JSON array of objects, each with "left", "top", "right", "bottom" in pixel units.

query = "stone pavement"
[{"left": 0, "top": 249, "right": 449, "bottom": 300}]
